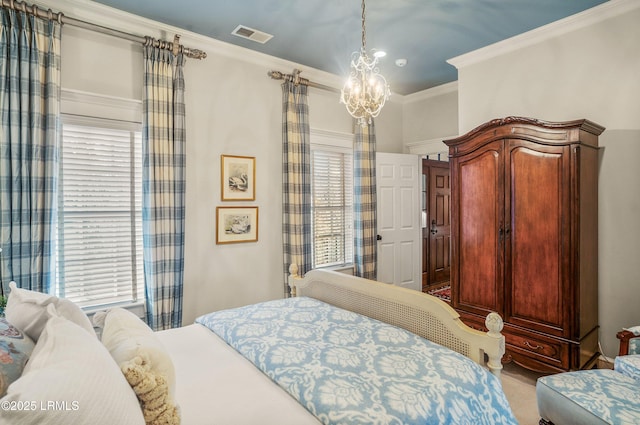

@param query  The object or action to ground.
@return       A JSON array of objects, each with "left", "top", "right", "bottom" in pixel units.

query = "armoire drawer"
[
  {"left": 458, "top": 311, "right": 571, "bottom": 370},
  {"left": 504, "top": 331, "right": 569, "bottom": 369}
]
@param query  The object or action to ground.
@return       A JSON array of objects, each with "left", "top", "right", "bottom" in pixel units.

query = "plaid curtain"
[
  {"left": 142, "top": 46, "right": 186, "bottom": 330},
  {"left": 354, "top": 120, "right": 377, "bottom": 280},
  {"left": 0, "top": 9, "right": 61, "bottom": 293},
  {"left": 281, "top": 81, "right": 311, "bottom": 295}
]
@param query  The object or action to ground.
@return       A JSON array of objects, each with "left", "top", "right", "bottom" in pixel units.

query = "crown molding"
[
  {"left": 33, "top": 0, "right": 349, "bottom": 92},
  {"left": 35, "top": 0, "right": 407, "bottom": 103},
  {"left": 447, "top": 0, "right": 639, "bottom": 69}
]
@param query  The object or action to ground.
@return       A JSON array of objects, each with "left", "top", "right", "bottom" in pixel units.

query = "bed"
[
  {"left": 0, "top": 267, "right": 516, "bottom": 425},
  {"left": 160, "top": 266, "right": 514, "bottom": 424}
]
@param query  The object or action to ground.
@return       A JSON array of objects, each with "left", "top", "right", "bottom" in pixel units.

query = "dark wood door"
[
  {"left": 421, "top": 160, "right": 450, "bottom": 292},
  {"left": 427, "top": 161, "right": 450, "bottom": 288},
  {"left": 450, "top": 140, "right": 505, "bottom": 317},
  {"left": 504, "top": 141, "right": 571, "bottom": 338}
]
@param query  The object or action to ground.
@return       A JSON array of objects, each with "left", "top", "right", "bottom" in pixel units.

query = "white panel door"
[{"left": 376, "top": 152, "right": 421, "bottom": 291}]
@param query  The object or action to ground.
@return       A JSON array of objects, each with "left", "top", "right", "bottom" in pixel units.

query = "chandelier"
[{"left": 340, "top": 0, "right": 390, "bottom": 127}]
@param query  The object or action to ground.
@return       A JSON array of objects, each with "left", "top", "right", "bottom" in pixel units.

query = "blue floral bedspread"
[{"left": 196, "top": 297, "right": 517, "bottom": 425}]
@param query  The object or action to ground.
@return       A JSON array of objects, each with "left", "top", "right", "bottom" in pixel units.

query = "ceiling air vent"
[{"left": 231, "top": 25, "right": 273, "bottom": 44}]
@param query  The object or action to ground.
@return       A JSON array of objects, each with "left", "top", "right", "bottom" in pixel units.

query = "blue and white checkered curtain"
[
  {"left": 0, "top": 9, "right": 61, "bottom": 293},
  {"left": 354, "top": 120, "right": 377, "bottom": 280},
  {"left": 142, "top": 46, "right": 186, "bottom": 330},
  {"left": 282, "top": 81, "right": 311, "bottom": 295}
]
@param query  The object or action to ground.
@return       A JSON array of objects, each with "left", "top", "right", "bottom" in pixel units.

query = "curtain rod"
[
  {"left": 268, "top": 69, "right": 339, "bottom": 93},
  {"left": 0, "top": 0, "right": 207, "bottom": 59}
]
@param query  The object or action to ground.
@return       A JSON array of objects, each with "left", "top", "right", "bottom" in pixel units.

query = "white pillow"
[
  {"left": 0, "top": 309, "right": 145, "bottom": 425},
  {"left": 5, "top": 281, "right": 95, "bottom": 341},
  {"left": 98, "top": 308, "right": 176, "bottom": 396}
]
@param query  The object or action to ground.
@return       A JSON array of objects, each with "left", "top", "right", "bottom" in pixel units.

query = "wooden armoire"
[{"left": 444, "top": 117, "right": 604, "bottom": 373}]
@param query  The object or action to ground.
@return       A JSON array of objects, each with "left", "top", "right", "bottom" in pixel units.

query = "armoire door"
[
  {"left": 451, "top": 140, "right": 505, "bottom": 317},
  {"left": 504, "top": 141, "right": 571, "bottom": 338}
]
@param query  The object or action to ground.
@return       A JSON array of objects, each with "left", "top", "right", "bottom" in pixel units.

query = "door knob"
[
  {"left": 376, "top": 234, "right": 382, "bottom": 241},
  {"left": 430, "top": 219, "right": 438, "bottom": 235}
]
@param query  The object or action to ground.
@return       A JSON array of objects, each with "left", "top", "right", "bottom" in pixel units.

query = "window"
[
  {"left": 310, "top": 134, "right": 353, "bottom": 269},
  {"left": 56, "top": 115, "right": 144, "bottom": 308}
]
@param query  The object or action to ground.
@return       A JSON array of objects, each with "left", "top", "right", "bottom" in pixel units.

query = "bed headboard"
[{"left": 288, "top": 265, "right": 505, "bottom": 378}]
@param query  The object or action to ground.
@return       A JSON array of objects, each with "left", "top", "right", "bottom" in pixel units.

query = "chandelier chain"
[{"left": 361, "top": 0, "right": 366, "bottom": 52}]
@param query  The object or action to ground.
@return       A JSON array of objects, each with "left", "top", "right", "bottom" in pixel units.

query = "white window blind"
[
  {"left": 311, "top": 147, "right": 354, "bottom": 268},
  {"left": 57, "top": 117, "right": 144, "bottom": 308}
]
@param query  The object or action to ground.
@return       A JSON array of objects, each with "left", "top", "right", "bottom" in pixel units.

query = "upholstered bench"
[{"left": 537, "top": 368, "right": 640, "bottom": 425}]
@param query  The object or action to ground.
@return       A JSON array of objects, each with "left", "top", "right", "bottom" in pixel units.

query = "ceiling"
[{"left": 89, "top": 0, "right": 608, "bottom": 96}]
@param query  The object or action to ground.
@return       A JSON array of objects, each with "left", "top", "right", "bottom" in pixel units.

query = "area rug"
[{"left": 427, "top": 285, "right": 451, "bottom": 302}]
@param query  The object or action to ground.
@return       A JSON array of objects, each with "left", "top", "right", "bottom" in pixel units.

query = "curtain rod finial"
[
  {"left": 292, "top": 69, "right": 302, "bottom": 85},
  {"left": 268, "top": 70, "right": 283, "bottom": 80},
  {"left": 172, "top": 34, "right": 180, "bottom": 56}
]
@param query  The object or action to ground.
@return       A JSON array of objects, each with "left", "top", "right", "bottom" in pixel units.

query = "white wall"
[
  {"left": 47, "top": 0, "right": 403, "bottom": 325},
  {"left": 399, "top": 83, "right": 458, "bottom": 159},
  {"left": 375, "top": 100, "right": 404, "bottom": 154},
  {"left": 454, "top": 3, "right": 640, "bottom": 131},
  {"left": 447, "top": 0, "right": 640, "bottom": 358},
  {"left": 403, "top": 83, "right": 459, "bottom": 144}
]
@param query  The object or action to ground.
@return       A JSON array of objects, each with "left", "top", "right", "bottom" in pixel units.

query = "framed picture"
[
  {"left": 221, "top": 155, "right": 255, "bottom": 201},
  {"left": 216, "top": 206, "right": 258, "bottom": 244}
]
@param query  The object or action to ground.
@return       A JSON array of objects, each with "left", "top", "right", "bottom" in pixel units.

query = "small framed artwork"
[
  {"left": 216, "top": 206, "right": 259, "bottom": 244},
  {"left": 221, "top": 155, "right": 255, "bottom": 201}
]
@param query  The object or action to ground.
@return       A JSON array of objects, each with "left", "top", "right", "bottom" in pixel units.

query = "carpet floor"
[
  {"left": 426, "top": 285, "right": 451, "bottom": 302},
  {"left": 501, "top": 363, "right": 543, "bottom": 424}
]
